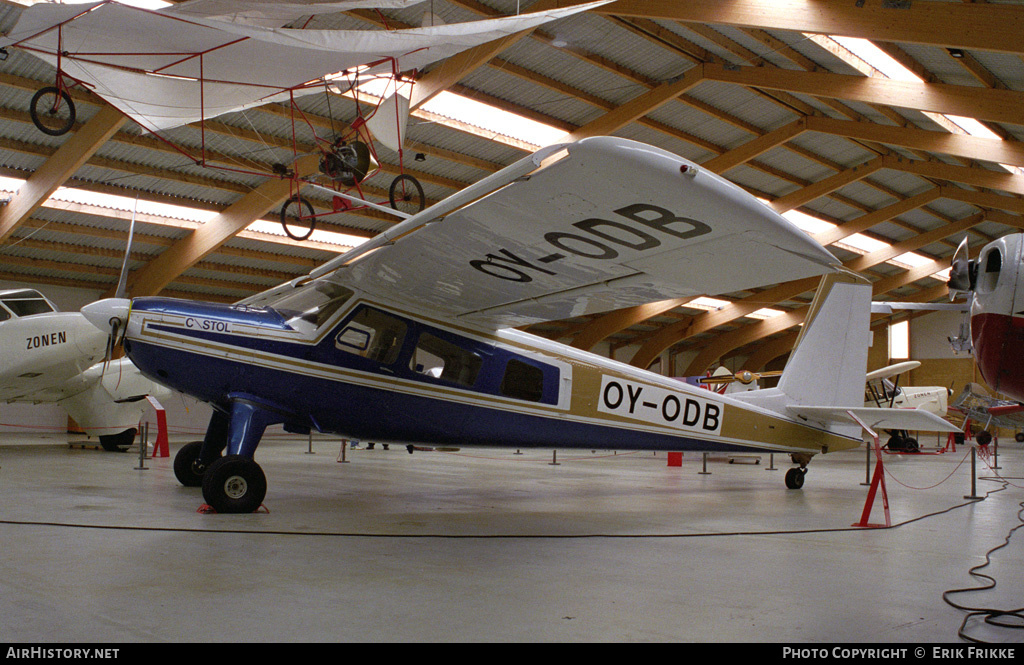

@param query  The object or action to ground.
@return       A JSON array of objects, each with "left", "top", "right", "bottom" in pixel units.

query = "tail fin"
[
  {"left": 776, "top": 270, "right": 872, "bottom": 408},
  {"left": 735, "top": 270, "right": 959, "bottom": 438}
]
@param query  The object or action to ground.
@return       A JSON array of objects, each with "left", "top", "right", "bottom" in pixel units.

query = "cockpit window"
[
  {"left": 2, "top": 297, "right": 54, "bottom": 317},
  {"left": 0, "top": 305, "right": 9, "bottom": 322},
  {"left": 335, "top": 307, "right": 407, "bottom": 366},
  {"left": 977, "top": 247, "right": 1003, "bottom": 294},
  {"left": 270, "top": 281, "right": 354, "bottom": 334}
]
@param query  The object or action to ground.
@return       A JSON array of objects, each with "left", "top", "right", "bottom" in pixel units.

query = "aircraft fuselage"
[
  {"left": 121, "top": 293, "right": 861, "bottom": 458},
  {"left": 968, "top": 234, "right": 1024, "bottom": 402}
]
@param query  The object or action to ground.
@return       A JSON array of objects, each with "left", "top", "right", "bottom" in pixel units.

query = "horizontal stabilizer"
[
  {"left": 870, "top": 302, "right": 968, "bottom": 314},
  {"left": 788, "top": 406, "right": 960, "bottom": 433}
]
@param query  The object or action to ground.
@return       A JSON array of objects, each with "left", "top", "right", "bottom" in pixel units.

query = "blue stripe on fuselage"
[{"left": 124, "top": 334, "right": 763, "bottom": 454}]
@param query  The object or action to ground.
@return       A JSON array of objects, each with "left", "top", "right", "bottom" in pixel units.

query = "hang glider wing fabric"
[{"left": 3, "top": 0, "right": 609, "bottom": 133}]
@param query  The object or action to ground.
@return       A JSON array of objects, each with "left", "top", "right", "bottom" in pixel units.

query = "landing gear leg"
[
  {"left": 174, "top": 409, "right": 229, "bottom": 487},
  {"left": 785, "top": 453, "right": 813, "bottom": 490},
  {"left": 201, "top": 397, "right": 282, "bottom": 513}
]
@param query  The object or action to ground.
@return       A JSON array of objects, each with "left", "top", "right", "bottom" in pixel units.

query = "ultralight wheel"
[
  {"left": 99, "top": 427, "right": 136, "bottom": 452},
  {"left": 173, "top": 440, "right": 215, "bottom": 487},
  {"left": 1016, "top": 432, "right": 1024, "bottom": 443},
  {"left": 30, "top": 86, "right": 76, "bottom": 136},
  {"left": 389, "top": 174, "right": 425, "bottom": 215},
  {"left": 785, "top": 467, "right": 805, "bottom": 490},
  {"left": 202, "top": 455, "right": 267, "bottom": 513},
  {"left": 279, "top": 194, "right": 316, "bottom": 241}
]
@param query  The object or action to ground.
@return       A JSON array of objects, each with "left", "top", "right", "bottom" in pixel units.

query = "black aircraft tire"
[
  {"left": 785, "top": 467, "right": 805, "bottom": 490},
  {"left": 279, "top": 195, "right": 316, "bottom": 241},
  {"left": 202, "top": 455, "right": 267, "bottom": 514},
  {"left": 389, "top": 174, "right": 425, "bottom": 214},
  {"left": 174, "top": 440, "right": 211, "bottom": 487},
  {"left": 30, "top": 86, "right": 76, "bottom": 136},
  {"left": 99, "top": 428, "right": 137, "bottom": 452}
]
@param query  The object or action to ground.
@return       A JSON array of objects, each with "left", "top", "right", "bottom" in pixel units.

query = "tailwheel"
[
  {"left": 202, "top": 455, "right": 267, "bottom": 513},
  {"left": 784, "top": 467, "right": 806, "bottom": 490},
  {"left": 173, "top": 440, "right": 217, "bottom": 487}
]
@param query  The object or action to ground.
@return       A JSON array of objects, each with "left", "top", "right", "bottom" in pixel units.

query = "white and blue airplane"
[{"left": 81, "top": 137, "right": 958, "bottom": 512}]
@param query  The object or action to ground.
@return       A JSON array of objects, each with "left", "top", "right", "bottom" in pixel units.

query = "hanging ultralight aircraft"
[
  {"left": 79, "top": 136, "right": 959, "bottom": 512},
  {"left": 0, "top": 288, "right": 171, "bottom": 450}
]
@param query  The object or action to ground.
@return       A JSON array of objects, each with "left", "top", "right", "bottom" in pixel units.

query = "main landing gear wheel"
[
  {"left": 99, "top": 427, "right": 136, "bottom": 452},
  {"left": 279, "top": 194, "right": 316, "bottom": 241},
  {"left": 173, "top": 440, "right": 219, "bottom": 487},
  {"left": 785, "top": 467, "right": 806, "bottom": 490},
  {"left": 388, "top": 174, "right": 425, "bottom": 215},
  {"left": 30, "top": 86, "right": 76, "bottom": 136},
  {"left": 202, "top": 455, "right": 267, "bottom": 514}
]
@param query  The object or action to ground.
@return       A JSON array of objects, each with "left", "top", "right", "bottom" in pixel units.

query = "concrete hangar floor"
[{"left": 0, "top": 431, "right": 1021, "bottom": 644}]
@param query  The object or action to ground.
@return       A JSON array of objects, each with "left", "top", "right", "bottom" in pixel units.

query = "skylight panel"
[{"left": 356, "top": 78, "right": 567, "bottom": 150}]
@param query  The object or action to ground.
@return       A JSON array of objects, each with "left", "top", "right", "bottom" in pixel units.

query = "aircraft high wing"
[
  {"left": 243, "top": 138, "right": 840, "bottom": 328},
  {"left": 81, "top": 137, "right": 958, "bottom": 513},
  {"left": 0, "top": 288, "right": 170, "bottom": 451}
]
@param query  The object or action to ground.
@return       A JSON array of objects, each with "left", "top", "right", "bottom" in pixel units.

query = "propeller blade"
[
  {"left": 113, "top": 196, "right": 138, "bottom": 300},
  {"left": 947, "top": 236, "right": 973, "bottom": 297}
]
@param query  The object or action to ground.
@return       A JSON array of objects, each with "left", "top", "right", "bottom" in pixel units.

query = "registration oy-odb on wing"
[{"left": 597, "top": 375, "right": 722, "bottom": 435}]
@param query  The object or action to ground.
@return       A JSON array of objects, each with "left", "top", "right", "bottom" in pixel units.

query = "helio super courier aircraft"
[{"left": 81, "top": 137, "right": 958, "bottom": 512}]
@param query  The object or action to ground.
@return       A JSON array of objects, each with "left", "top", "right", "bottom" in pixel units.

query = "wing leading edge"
[{"left": 315, "top": 136, "right": 839, "bottom": 329}]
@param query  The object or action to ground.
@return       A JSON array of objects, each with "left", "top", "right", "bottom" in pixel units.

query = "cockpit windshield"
[
  {"left": 0, "top": 290, "right": 56, "bottom": 318},
  {"left": 270, "top": 280, "right": 354, "bottom": 334}
]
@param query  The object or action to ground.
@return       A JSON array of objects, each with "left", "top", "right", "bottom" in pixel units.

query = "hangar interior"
[{"left": 0, "top": 0, "right": 1023, "bottom": 643}]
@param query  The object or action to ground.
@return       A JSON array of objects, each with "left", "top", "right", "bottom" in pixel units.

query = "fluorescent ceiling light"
[
  {"left": 688, "top": 296, "right": 730, "bottom": 311},
  {"left": 116, "top": 0, "right": 173, "bottom": 9},
  {"left": 0, "top": 178, "right": 363, "bottom": 250},
  {"left": 747, "top": 307, "right": 784, "bottom": 319}
]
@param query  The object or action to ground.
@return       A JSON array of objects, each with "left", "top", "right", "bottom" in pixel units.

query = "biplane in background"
[
  {"left": 1, "top": 0, "right": 608, "bottom": 238},
  {"left": 79, "top": 136, "right": 959, "bottom": 512},
  {"left": 863, "top": 361, "right": 951, "bottom": 453},
  {"left": 0, "top": 288, "right": 170, "bottom": 451}
]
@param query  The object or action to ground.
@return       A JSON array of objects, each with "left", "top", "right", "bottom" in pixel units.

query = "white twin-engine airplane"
[
  {"left": 81, "top": 137, "right": 958, "bottom": 512},
  {"left": 0, "top": 288, "right": 171, "bottom": 451}
]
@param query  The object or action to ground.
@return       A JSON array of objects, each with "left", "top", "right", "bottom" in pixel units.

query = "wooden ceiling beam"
[
  {"left": 0, "top": 104, "right": 125, "bottom": 243},
  {"left": 805, "top": 116, "right": 1024, "bottom": 167},
  {"left": 598, "top": 0, "right": 1024, "bottom": 56},
  {"left": 122, "top": 155, "right": 320, "bottom": 297},
  {"left": 702, "top": 63, "right": 1024, "bottom": 127}
]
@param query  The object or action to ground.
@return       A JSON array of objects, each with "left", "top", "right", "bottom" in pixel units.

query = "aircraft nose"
[{"left": 81, "top": 298, "right": 131, "bottom": 332}]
